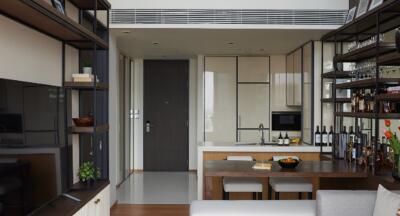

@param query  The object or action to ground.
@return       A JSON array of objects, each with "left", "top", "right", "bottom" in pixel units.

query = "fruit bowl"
[
  {"left": 73, "top": 116, "right": 94, "bottom": 127},
  {"left": 278, "top": 157, "right": 299, "bottom": 169}
]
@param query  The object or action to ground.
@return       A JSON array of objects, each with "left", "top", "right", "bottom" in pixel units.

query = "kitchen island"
[{"left": 197, "top": 141, "right": 332, "bottom": 200}]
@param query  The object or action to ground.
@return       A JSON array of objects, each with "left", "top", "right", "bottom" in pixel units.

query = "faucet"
[{"left": 259, "top": 123, "right": 265, "bottom": 145}]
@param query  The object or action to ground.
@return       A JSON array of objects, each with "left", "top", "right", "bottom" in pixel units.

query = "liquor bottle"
[
  {"left": 278, "top": 132, "right": 284, "bottom": 145},
  {"left": 284, "top": 132, "right": 290, "bottom": 145},
  {"left": 354, "top": 91, "right": 360, "bottom": 112},
  {"left": 351, "top": 93, "right": 356, "bottom": 112},
  {"left": 322, "top": 126, "right": 328, "bottom": 146},
  {"left": 358, "top": 90, "right": 365, "bottom": 112},
  {"left": 364, "top": 90, "right": 372, "bottom": 112},
  {"left": 346, "top": 138, "right": 354, "bottom": 163},
  {"left": 315, "top": 126, "right": 321, "bottom": 146},
  {"left": 328, "top": 126, "right": 334, "bottom": 147},
  {"left": 349, "top": 126, "right": 355, "bottom": 143}
]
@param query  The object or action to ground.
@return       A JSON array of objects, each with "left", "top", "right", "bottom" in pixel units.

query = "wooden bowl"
[
  {"left": 73, "top": 116, "right": 94, "bottom": 127},
  {"left": 278, "top": 158, "right": 299, "bottom": 169}
]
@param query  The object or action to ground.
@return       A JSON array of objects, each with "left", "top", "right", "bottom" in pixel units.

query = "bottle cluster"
[{"left": 314, "top": 125, "right": 333, "bottom": 146}]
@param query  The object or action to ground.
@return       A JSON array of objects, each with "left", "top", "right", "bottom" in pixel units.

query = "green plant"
[
  {"left": 78, "top": 162, "right": 101, "bottom": 183},
  {"left": 82, "top": 59, "right": 92, "bottom": 68}
]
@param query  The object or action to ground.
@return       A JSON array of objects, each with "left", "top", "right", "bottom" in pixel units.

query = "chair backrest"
[
  {"left": 272, "top": 156, "right": 299, "bottom": 161},
  {"left": 227, "top": 156, "right": 253, "bottom": 161}
]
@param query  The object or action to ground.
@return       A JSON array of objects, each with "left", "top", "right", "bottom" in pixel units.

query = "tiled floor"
[{"left": 117, "top": 172, "right": 197, "bottom": 204}]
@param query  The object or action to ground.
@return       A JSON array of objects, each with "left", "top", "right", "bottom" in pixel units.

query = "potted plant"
[
  {"left": 82, "top": 60, "right": 92, "bottom": 74},
  {"left": 383, "top": 120, "right": 400, "bottom": 180},
  {"left": 78, "top": 161, "right": 101, "bottom": 187}
]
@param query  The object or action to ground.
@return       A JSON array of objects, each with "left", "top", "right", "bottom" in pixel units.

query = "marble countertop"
[{"left": 198, "top": 141, "right": 332, "bottom": 153}]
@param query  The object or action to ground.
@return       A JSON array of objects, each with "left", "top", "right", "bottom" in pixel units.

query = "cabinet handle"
[{"left": 95, "top": 198, "right": 101, "bottom": 204}]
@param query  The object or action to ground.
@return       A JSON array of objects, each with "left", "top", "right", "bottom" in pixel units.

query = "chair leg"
[
  {"left": 268, "top": 185, "right": 272, "bottom": 200},
  {"left": 258, "top": 192, "right": 263, "bottom": 200},
  {"left": 223, "top": 191, "right": 229, "bottom": 200},
  {"left": 275, "top": 192, "right": 280, "bottom": 200},
  {"left": 307, "top": 192, "right": 313, "bottom": 200},
  {"left": 298, "top": 192, "right": 302, "bottom": 200},
  {"left": 252, "top": 192, "right": 257, "bottom": 200}
]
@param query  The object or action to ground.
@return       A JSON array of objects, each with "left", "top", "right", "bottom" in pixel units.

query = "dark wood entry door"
[{"left": 143, "top": 60, "right": 189, "bottom": 171}]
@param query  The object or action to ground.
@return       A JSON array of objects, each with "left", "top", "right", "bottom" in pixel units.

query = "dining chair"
[
  {"left": 222, "top": 156, "right": 263, "bottom": 200},
  {"left": 268, "top": 156, "right": 313, "bottom": 200}
]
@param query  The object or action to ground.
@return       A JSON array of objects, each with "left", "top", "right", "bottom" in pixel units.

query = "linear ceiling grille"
[{"left": 110, "top": 9, "right": 347, "bottom": 25}]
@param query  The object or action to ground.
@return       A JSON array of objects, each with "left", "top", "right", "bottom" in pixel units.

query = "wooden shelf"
[
  {"left": 335, "top": 78, "right": 400, "bottom": 89},
  {"left": 321, "top": 0, "right": 400, "bottom": 42},
  {"left": 0, "top": 0, "right": 108, "bottom": 50},
  {"left": 321, "top": 98, "right": 351, "bottom": 103},
  {"left": 375, "top": 93, "right": 400, "bottom": 101},
  {"left": 321, "top": 71, "right": 352, "bottom": 79},
  {"left": 69, "top": 0, "right": 111, "bottom": 10},
  {"left": 378, "top": 51, "right": 400, "bottom": 66},
  {"left": 335, "top": 112, "right": 400, "bottom": 119},
  {"left": 335, "top": 42, "right": 396, "bottom": 63},
  {"left": 69, "top": 124, "right": 109, "bottom": 134},
  {"left": 335, "top": 112, "right": 375, "bottom": 118},
  {"left": 64, "top": 82, "right": 109, "bottom": 90}
]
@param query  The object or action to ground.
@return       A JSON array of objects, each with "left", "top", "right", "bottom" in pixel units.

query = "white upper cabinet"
[
  {"left": 204, "top": 57, "right": 237, "bottom": 142},
  {"left": 238, "top": 57, "right": 269, "bottom": 83},
  {"left": 286, "top": 54, "right": 294, "bottom": 106}
]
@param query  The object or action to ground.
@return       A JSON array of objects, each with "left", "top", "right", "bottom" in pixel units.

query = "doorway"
[{"left": 143, "top": 60, "right": 189, "bottom": 171}]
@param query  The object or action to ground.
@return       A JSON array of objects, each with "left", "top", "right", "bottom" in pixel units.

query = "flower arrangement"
[
  {"left": 383, "top": 119, "right": 400, "bottom": 181},
  {"left": 383, "top": 119, "right": 400, "bottom": 155}
]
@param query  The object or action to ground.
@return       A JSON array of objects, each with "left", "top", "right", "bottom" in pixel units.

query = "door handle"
[{"left": 146, "top": 121, "right": 151, "bottom": 133}]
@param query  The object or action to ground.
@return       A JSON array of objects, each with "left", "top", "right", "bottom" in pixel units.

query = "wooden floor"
[{"left": 111, "top": 204, "right": 190, "bottom": 216}]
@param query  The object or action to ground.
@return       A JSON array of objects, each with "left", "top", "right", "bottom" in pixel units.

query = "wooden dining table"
[{"left": 203, "top": 160, "right": 369, "bottom": 200}]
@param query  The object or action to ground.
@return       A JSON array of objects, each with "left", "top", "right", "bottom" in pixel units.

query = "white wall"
[
  {"left": 0, "top": 15, "right": 62, "bottom": 86},
  {"left": 131, "top": 58, "right": 198, "bottom": 170},
  {"left": 110, "top": 0, "right": 348, "bottom": 10},
  {"left": 109, "top": 33, "right": 120, "bottom": 206}
]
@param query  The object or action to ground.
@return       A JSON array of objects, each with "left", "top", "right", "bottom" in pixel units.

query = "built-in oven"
[{"left": 271, "top": 112, "right": 301, "bottom": 131}]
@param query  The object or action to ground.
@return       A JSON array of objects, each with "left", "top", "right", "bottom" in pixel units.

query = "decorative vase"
[
  {"left": 396, "top": 28, "right": 400, "bottom": 52},
  {"left": 82, "top": 67, "right": 92, "bottom": 74},
  {"left": 392, "top": 154, "right": 400, "bottom": 181}
]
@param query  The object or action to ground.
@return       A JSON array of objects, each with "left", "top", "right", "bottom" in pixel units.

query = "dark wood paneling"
[{"left": 111, "top": 204, "right": 189, "bottom": 216}]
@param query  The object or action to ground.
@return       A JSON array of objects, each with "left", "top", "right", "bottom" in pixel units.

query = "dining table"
[{"left": 203, "top": 160, "right": 369, "bottom": 200}]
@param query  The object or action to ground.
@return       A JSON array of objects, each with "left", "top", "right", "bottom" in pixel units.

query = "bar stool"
[
  {"left": 222, "top": 156, "right": 263, "bottom": 200},
  {"left": 268, "top": 156, "right": 313, "bottom": 200}
]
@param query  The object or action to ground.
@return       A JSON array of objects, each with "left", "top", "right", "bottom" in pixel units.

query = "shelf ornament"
[{"left": 383, "top": 119, "right": 400, "bottom": 180}]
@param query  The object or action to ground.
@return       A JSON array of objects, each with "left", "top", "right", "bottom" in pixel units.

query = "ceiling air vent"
[{"left": 110, "top": 9, "right": 347, "bottom": 25}]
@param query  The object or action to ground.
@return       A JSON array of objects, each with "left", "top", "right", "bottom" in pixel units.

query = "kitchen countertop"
[{"left": 199, "top": 141, "right": 332, "bottom": 153}]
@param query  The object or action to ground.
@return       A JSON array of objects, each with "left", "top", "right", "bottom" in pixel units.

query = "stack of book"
[{"left": 72, "top": 74, "right": 96, "bottom": 82}]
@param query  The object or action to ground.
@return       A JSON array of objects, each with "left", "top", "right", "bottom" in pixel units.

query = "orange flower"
[
  {"left": 385, "top": 119, "right": 391, "bottom": 127},
  {"left": 398, "top": 126, "right": 400, "bottom": 131},
  {"left": 385, "top": 130, "right": 393, "bottom": 140}
]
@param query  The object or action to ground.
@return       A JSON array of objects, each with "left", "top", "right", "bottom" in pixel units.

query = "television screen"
[{"left": 0, "top": 114, "right": 22, "bottom": 133}]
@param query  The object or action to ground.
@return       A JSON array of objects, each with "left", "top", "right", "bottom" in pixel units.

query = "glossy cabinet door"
[
  {"left": 302, "top": 43, "right": 312, "bottom": 144},
  {"left": 238, "top": 130, "right": 270, "bottom": 143},
  {"left": 293, "top": 49, "right": 302, "bottom": 106},
  {"left": 286, "top": 54, "right": 294, "bottom": 106},
  {"left": 238, "top": 84, "right": 269, "bottom": 129},
  {"left": 204, "top": 57, "right": 237, "bottom": 142},
  {"left": 238, "top": 57, "right": 269, "bottom": 82}
]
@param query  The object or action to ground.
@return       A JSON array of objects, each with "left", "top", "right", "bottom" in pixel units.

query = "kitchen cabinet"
[
  {"left": 238, "top": 57, "right": 269, "bottom": 82},
  {"left": 204, "top": 57, "right": 237, "bottom": 142},
  {"left": 286, "top": 50, "right": 302, "bottom": 106},
  {"left": 302, "top": 43, "right": 312, "bottom": 144},
  {"left": 73, "top": 185, "right": 110, "bottom": 216}
]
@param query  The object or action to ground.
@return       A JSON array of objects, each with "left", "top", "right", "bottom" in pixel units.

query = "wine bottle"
[
  {"left": 322, "top": 126, "right": 328, "bottom": 146},
  {"left": 328, "top": 126, "right": 334, "bottom": 147},
  {"left": 284, "top": 132, "right": 290, "bottom": 145},
  {"left": 346, "top": 138, "right": 354, "bottom": 163},
  {"left": 351, "top": 93, "right": 356, "bottom": 112},
  {"left": 359, "top": 90, "right": 365, "bottom": 112},
  {"left": 315, "top": 126, "right": 321, "bottom": 146},
  {"left": 278, "top": 132, "right": 284, "bottom": 145},
  {"left": 349, "top": 126, "right": 355, "bottom": 143}
]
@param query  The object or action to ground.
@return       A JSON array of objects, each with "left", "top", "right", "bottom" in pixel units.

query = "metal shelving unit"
[{"left": 320, "top": 0, "right": 400, "bottom": 175}]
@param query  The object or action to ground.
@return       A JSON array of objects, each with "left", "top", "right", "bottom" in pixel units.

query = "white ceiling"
[{"left": 112, "top": 28, "right": 331, "bottom": 58}]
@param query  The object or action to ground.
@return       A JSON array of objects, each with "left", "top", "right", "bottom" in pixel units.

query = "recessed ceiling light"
[
  {"left": 228, "top": 42, "right": 235, "bottom": 45},
  {"left": 260, "top": 48, "right": 265, "bottom": 52},
  {"left": 122, "top": 30, "right": 131, "bottom": 34},
  {"left": 152, "top": 42, "right": 160, "bottom": 45}
]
